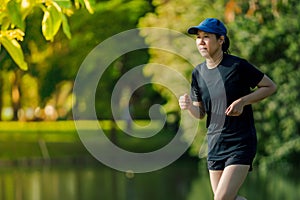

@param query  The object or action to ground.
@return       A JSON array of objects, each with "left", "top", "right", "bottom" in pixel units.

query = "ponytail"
[
  {"left": 216, "top": 34, "right": 230, "bottom": 54},
  {"left": 223, "top": 36, "right": 230, "bottom": 54}
]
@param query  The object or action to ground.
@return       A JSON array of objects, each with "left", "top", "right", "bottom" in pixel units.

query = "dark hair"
[{"left": 216, "top": 34, "right": 230, "bottom": 54}]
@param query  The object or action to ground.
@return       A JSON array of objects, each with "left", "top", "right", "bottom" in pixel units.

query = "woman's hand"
[
  {"left": 225, "top": 75, "right": 277, "bottom": 117},
  {"left": 179, "top": 93, "right": 206, "bottom": 119},
  {"left": 225, "top": 98, "right": 245, "bottom": 116},
  {"left": 179, "top": 93, "right": 192, "bottom": 110}
]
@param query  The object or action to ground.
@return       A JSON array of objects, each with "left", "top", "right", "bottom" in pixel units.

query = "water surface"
[{"left": 0, "top": 158, "right": 299, "bottom": 200}]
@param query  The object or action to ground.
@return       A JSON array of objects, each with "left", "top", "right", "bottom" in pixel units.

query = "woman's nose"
[{"left": 197, "top": 38, "right": 205, "bottom": 45}]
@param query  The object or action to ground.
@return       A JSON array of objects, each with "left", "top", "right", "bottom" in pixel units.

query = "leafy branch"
[{"left": 0, "top": 0, "right": 94, "bottom": 70}]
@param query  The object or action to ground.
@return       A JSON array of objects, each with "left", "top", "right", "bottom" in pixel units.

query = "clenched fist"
[{"left": 179, "top": 93, "right": 192, "bottom": 110}]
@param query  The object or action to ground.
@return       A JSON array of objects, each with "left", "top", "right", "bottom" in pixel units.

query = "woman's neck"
[{"left": 206, "top": 50, "right": 223, "bottom": 69}]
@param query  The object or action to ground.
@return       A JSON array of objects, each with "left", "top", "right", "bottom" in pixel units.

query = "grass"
[{"left": 0, "top": 120, "right": 177, "bottom": 163}]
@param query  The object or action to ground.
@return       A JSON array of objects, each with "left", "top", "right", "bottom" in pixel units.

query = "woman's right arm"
[{"left": 179, "top": 93, "right": 206, "bottom": 119}]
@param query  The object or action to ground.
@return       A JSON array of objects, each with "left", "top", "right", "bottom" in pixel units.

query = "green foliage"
[
  {"left": 6, "top": 0, "right": 25, "bottom": 31},
  {"left": 0, "top": 0, "right": 160, "bottom": 121},
  {"left": 0, "top": 0, "right": 94, "bottom": 70},
  {"left": 0, "top": 33, "right": 27, "bottom": 70},
  {"left": 41, "top": 4, "right": 64, "bottom": 41},
  {"left": 46, "top": 0, "right": 156, "bottom": 119}
]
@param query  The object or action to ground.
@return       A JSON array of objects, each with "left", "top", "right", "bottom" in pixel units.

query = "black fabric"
[
  {"left": 207, "top": 154, "right": 254, "bottom": 171},
  {"left": 190, "top": 54, "right": 264, "bottom": 161}
]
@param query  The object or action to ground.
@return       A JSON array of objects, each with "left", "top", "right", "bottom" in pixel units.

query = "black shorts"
[{"left": 207, "top": 154, "right": 255, "bottom": 171}]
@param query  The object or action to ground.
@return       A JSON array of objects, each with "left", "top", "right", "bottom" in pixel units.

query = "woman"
[{"left": 179, "top": 18, "right": 276, "bottom": 200}]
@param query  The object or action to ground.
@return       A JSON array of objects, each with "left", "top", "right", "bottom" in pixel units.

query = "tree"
[
  {"left": 0, "top": 0, "right": 95, "bottom": 120},
  {"left": 0, "top": 0, "right": 165, "bottom": 121},
  {"left": 0, "top": 0, "right": 94, "bottom": 71},
  {"left": 45, "top": 0, "right": 158, "bottom": 120}
]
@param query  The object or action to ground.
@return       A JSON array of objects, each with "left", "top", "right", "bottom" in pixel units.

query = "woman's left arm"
[{"left": 225, "top": 75, "right": 277, "bottom": 116}]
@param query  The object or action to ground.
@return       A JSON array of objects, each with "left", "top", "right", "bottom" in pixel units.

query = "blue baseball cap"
[{"left": 187, "top": 18, "right": 227, "bottom": 36}]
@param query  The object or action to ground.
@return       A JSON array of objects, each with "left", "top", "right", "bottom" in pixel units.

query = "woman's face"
[{"left": 196, "top": 31, "right": 223, "bottom": 58}]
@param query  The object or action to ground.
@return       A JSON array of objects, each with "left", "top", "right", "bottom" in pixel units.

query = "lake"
[{"left": 0, "top": 157, "right": 299, "bottom": 200}]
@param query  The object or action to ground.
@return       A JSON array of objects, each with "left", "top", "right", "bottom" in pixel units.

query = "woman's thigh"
[
  {"left": 209, "top": 170, "right": 223, "bottom": 194},
  {"left": 215, "top": 165, "right": 250, "bottom": 199}
]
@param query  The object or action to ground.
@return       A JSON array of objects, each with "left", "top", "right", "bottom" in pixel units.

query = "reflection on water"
[
  {"left": 0, "top": 158, "right": 299, "bottom": 200},
  {"left": 0, "top": 158, "right": 202, "bottom": 200}
]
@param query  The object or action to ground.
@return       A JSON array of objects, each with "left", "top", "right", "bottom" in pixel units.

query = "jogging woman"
[{"left": 179, "top": 18, "right": 276, "bottom": 200}]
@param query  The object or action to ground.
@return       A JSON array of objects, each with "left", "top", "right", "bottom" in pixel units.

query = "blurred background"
[{"left": 0, "top": 0, "right": 299, "bottom": 199}]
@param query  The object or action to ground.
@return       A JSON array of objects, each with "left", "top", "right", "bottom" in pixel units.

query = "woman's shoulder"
[
  {"left": 224, "top": 54, "right": 247, "bottom": 62},
  {"left": 222, "top": 54, "right": 250, "bottom": 68}
]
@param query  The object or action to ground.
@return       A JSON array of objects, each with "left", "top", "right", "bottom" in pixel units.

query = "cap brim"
[
  {"left": 187, "top": 27, "right": 200, "bottom": 34},
  {"left": 187, "top": 25, "right": 224, "bottom": 35}
]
